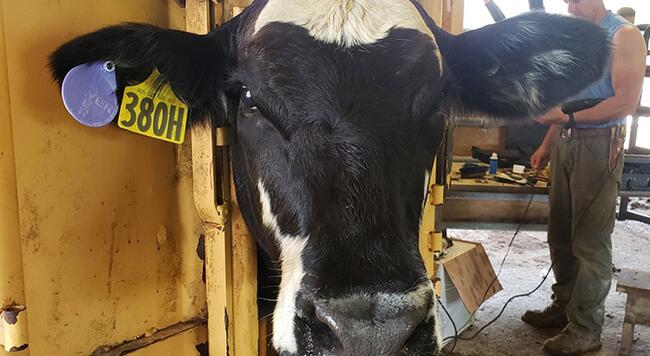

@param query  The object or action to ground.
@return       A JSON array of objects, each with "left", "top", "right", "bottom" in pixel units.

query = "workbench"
[
  {"left": 443, "top": 160, "right": 550, "bottom": 227},
  {"left": 449, "top": 162, "right": 548, "bottom": 194}
]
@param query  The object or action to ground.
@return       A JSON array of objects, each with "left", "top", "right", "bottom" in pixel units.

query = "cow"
[{"left": 49, "top": 1, "right": 609, "bottom": 355}]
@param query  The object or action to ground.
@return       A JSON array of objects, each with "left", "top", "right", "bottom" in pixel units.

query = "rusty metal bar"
[{"left": 90, "top": 317, "right": 207, "bottom": 356}]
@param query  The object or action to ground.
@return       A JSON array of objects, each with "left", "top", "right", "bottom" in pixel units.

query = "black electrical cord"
[
  {"left": 456, "top": 261, "right": 555, "bottom": 342},
  {"left": 441, "top": 193, "right": 536, "bottom": 354},
  {"left": 437, "top": 296, "right": 458, "bottom": 354}
]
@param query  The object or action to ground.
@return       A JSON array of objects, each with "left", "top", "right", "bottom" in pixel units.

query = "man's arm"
[
  {"left": 573, "top": 26, "right": 647, "bottom": 124},
  {"left": 530, "top": 125, "right": 559, "bottom": 170},
  {"left": 536, "top": 25, "right": 646, "bottom": 126}
]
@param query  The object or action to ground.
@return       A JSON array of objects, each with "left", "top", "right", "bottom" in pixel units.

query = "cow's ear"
[
  {"left": 435, "top": 12, "right": 610, "bottom": 119},
  {"left": 49, "top": 12, "right": 245, "bottom": 123}
]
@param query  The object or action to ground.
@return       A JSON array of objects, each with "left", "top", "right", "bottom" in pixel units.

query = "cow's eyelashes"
[
  {"left": 237, "top": 85, "right": 290, "bottom": 140},
  {"left": 240, "top": 86, "right": 258, "bottom": 112}
]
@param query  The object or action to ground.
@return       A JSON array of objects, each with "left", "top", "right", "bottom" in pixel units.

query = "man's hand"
[
  {"left": 535, "top": 106, "right": 569, "bottom": 126},
  {"left": 531, "top": 145, "right": 551, "bottom": 170}
]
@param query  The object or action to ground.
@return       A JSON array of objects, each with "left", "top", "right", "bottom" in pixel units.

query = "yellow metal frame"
[
  {"left": 186, "top": 2, "right": 258, "bottom": 356},
  {"left": 0, "top": 3, "right": 29, "bottom": 352},
  {"left": 2, "top": 1, "right": 208, "bottom": 355}
]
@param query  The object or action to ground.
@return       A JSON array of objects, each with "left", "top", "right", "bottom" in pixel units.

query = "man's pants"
[{"left": 547, "top": 128, "right": 623, "bottom": 333}]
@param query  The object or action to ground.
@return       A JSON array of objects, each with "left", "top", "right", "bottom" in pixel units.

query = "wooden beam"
[
  {"left": 186, "top": 0, "right": 210, "bottom": 34},
  {"left": 442, "top": 0, "right": 464, "bottom": 34},
  {"left": 418, "top": 0, "right": 443, "bottom": 24}
]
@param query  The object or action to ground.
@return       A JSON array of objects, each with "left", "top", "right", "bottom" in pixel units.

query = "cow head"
[{"left": 50, "top": 1, "right": 609, "bottom": 355}]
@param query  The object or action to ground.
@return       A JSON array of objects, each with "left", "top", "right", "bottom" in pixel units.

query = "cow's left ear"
[
  {"left": 434, "top": 12, "right": 610, "bottom": 119},
  {"left": 49, "top": 12, "right": 246, "bottom": 123}
]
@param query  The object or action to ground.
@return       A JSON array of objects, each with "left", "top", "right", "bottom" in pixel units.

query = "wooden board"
[
  {"left": 439, "top": 240, "right": 502, "bottom": 312},
  {"left": 452, "top": 127, "right": 507, "bottom": 157},
  {"left": 623, "top": 294, "right": 650, "bottom": 325},
  {"left": 441, "top": 0, "right": 464, "bottom": 34},
  {"left": 444, "top": 198, "right": 549, "bottom": 224},
  {"left": 418, "top": 0, "right": 443, "bottom": 23},
  {"left": 617, "top": 268, "right": 650, "bottom": 297}
]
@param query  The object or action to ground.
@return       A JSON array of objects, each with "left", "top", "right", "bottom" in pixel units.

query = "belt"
[{"left": 559, "top": 126, "right": 622, "bottom": 140}]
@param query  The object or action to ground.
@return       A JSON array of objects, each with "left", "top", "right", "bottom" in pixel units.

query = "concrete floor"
[{"left": 442, "top": 214, "right": 650, "bottom": 355}]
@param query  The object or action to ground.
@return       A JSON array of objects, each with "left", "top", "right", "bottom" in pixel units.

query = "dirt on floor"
[
  {"left": 628, "top": 197, "right": 650, "bottom": 212},
  {"left": 443, "top": 219, "right": 650, "bottom": 356}
]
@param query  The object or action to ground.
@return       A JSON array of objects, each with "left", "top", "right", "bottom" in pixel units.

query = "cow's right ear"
[
  {"left": 433, "top": 12, "right": 610, "bottom": 120},
  {"left": 49, "top": 13, "right": 245, "bottom": 123}
]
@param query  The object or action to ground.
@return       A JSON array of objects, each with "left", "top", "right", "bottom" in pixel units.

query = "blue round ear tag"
[{"left": 61, "top": 61, "right": 118, "bottom": 127}]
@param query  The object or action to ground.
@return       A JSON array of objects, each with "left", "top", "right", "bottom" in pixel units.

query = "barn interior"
[{"left": 1, "top": 1, "right": 649, "bottom": 356}]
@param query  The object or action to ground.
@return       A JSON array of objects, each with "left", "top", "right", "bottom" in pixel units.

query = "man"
[
  {"left": 617, "top": 7, "right": 635, "bottom": 24},
  {"left": 523, "top": 0, "right": 646, "bottom": 355},
  {"left": 529, "top": 0, "right": 545, "bottom": 11}
]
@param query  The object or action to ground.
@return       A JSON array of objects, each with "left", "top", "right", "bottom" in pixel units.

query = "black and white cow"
[{"left": 50, "top": 1, "right": 609, "bottom": 355}]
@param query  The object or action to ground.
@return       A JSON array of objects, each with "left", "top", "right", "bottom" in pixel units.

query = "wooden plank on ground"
[{"left": 440, "top": 240, "right": 502, "bottom": 312}]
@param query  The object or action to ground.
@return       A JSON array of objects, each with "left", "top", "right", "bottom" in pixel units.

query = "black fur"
[{"left": 441, "top": 13, "right": 609, "bottom": 118}]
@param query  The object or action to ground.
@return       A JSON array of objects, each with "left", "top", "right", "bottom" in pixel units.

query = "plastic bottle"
[{"left": 489, "top": 152, "right": 499, "bottom": 174}]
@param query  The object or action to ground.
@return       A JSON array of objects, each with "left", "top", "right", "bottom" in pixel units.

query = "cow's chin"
[
  {"left": 278, "top": 308, "right": 440, "bottom": 356},
  {"left": 272, "top": 283, "right": 441, "bottom": 356}
]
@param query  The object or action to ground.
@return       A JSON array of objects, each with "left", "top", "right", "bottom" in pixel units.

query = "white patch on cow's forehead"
[
  {"left": 258, "top": 179, "right": 307, "bottom": 354},
  {"left": 255, "top": 0, "right": 439, "bottom": 50}
]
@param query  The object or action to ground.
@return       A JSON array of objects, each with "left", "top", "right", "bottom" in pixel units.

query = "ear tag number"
[{"left": 118, "top": 69, "right": 188, "bottom": 144}]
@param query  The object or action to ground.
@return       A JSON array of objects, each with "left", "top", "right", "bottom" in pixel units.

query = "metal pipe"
[{"left": 0, "top": 3, "right": 29, "bottom": 353}]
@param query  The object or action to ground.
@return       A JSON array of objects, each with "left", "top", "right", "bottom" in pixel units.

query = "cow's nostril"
[
  {"left": 309, "top": 316, "right": 343, "bottom": 355},
  {"left": 313, "top": 298, "right": 428, "bottom": 355}
]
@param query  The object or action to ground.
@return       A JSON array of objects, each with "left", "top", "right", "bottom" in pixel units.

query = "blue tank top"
[{"left": 572, "top": 11, "right": 630, "bottom": 128}]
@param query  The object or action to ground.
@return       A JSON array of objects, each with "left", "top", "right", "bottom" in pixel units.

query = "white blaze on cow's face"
[
  {"left": 254, "top": 0, "right": 443, "bottom": 70},
  {"left": 258, "top": 179, "right": 307, "bottom": 354}
]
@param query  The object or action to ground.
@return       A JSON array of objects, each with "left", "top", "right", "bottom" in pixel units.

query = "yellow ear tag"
[{"left": 118, "top": 69, "right": 188, "bottom": 144}]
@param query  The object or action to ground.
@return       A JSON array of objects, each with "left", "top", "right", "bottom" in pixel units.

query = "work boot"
[
  {"left": 521, "top": 302, "right": 568, "bottom": 328},
  {"left": 542, "top": 324, "right": 602, "bottom": 355}
]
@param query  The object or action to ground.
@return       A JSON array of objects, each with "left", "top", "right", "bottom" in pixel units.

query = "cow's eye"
[{"left": 241, "top": 86, "right": 258, "bottom": 112}]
